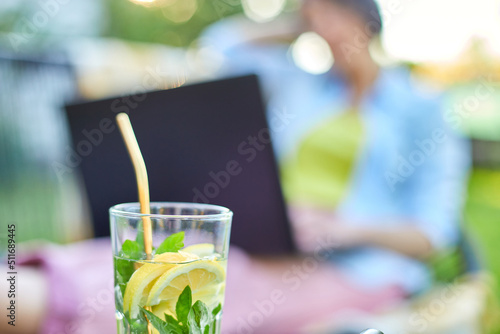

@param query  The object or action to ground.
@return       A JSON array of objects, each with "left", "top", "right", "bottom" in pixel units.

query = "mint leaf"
[
  {"left": 115, "top": 258, "right": 135, "bottom": 284},
  {"left": 141, "top": 309, "right": 167, "bottom": 333},
  {"left": 127, "top": 310, "right": 148, "bottom": 334},
  {"left": 141, "top": 308, "right": 183, "bottom": 334},
  {"left": 187, "top": 301, "right": 211, "bottom": 334},
  {"left": 156, "top": 232, "right": 185, "bottom": 255},
  {"left": 136, "top": 225, "right": 144, "bottom": 250},
  {"left": 208, "top": 304, "right": 221, "bottom": 334},
  {"left": 164, "top": 314, "right": 185, "bottom": 333},
  {"left": 118, "top": 283, "right": 127, "bottom": 296},
  {"left": 176, "top": 286, "right": 192, "bottom": 327},
  {"left": 212, "top": 304, "right": 222, "bottom": 317},
  {"left": 187, "top": 322, "right": 202, "bottom": 334},
  {"left": 115, "top": 239, "right": 143, "bottom": 284},
  {"left": 137, "top": 290, "right": 219, "bottom": 334},
  {"left": 121, "top": 240, "right": 142, "bottom": 259}
]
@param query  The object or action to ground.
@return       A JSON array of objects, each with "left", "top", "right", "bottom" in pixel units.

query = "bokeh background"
[{"left": 1, "top": 0, "right": 500, "bottom": 332}]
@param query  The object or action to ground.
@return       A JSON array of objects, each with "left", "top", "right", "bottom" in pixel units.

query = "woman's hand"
[{"left": 288, "top": 205, "right": 433, "bottom": 258}]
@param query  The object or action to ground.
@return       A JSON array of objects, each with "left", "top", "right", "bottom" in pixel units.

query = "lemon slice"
[
  {"left": 147, "top": 260, "right": 226, "bottom": 317},
  {"left": 155, "top": 251, "right": 199, "bottom": 263},
  {"left": 182, "top": 243, "right": 216, "bottom": 258},
  {"left": 123, "top": 252, "right": 198, "bottom": 318}
]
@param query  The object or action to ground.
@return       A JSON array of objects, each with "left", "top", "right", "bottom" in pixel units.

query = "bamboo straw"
[{"left": 116, "top": 113, "right": 153, "bottom": 259}]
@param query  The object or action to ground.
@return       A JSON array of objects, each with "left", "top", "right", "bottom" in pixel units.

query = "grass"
[
  {"left": 463, "top": 168, "right": 500, "bottom": 333},
  {"left": 465, "top": 169, "right": 500, "bottom": 297}
]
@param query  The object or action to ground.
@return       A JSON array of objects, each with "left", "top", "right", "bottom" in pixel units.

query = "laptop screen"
[{"left": 65, "top": 75, "right": 295, "bottom": 255}]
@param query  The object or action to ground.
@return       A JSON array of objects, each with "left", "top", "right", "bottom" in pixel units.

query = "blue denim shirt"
[{"left": 203, "top": 22, "right": 471, "bottom": 293}]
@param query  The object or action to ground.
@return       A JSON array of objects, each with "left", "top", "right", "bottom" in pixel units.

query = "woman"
[{"left": 202, "top": 0, "right": 470, "bottom": 332}]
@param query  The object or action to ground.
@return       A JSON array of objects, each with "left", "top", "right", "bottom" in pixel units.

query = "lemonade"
[
  {"left": 110, "top": 203, "right": 232, "bottom": 334},
  {"left": 114, "top": 238, "right": 228, "bottom": 334},
  {"left": 112, "top": 116, "right": 232, "bottom": 334}
]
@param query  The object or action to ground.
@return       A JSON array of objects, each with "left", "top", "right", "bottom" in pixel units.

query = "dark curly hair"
[{"left": 328, "top": 0, "right": 383, "bottom": 35}]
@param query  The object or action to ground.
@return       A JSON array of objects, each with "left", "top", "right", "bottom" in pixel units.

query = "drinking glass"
[{"left": 110, "top": 202, "right": 232, "bottom": 334}]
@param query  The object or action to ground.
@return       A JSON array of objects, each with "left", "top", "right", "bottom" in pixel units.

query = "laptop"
[{"left": 65, "top": 75, "right": 296, "bottom": 255}]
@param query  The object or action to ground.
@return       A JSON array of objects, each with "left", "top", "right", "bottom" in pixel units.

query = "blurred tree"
[
  {"left": 103, "top": 0, "right": 243, "bottom": 47},
  {"left": 0, "top": 0, "right": 104, "bottom": 52}
]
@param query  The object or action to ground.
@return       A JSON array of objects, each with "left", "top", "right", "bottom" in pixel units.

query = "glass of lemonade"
[{"left": 110, "top": 202, "right": 232, "bottom": 334}]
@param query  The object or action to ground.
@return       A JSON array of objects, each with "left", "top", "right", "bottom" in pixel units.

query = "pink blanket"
[{"left": 21, "top": 239, "right": 402, "bottom": 334}]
